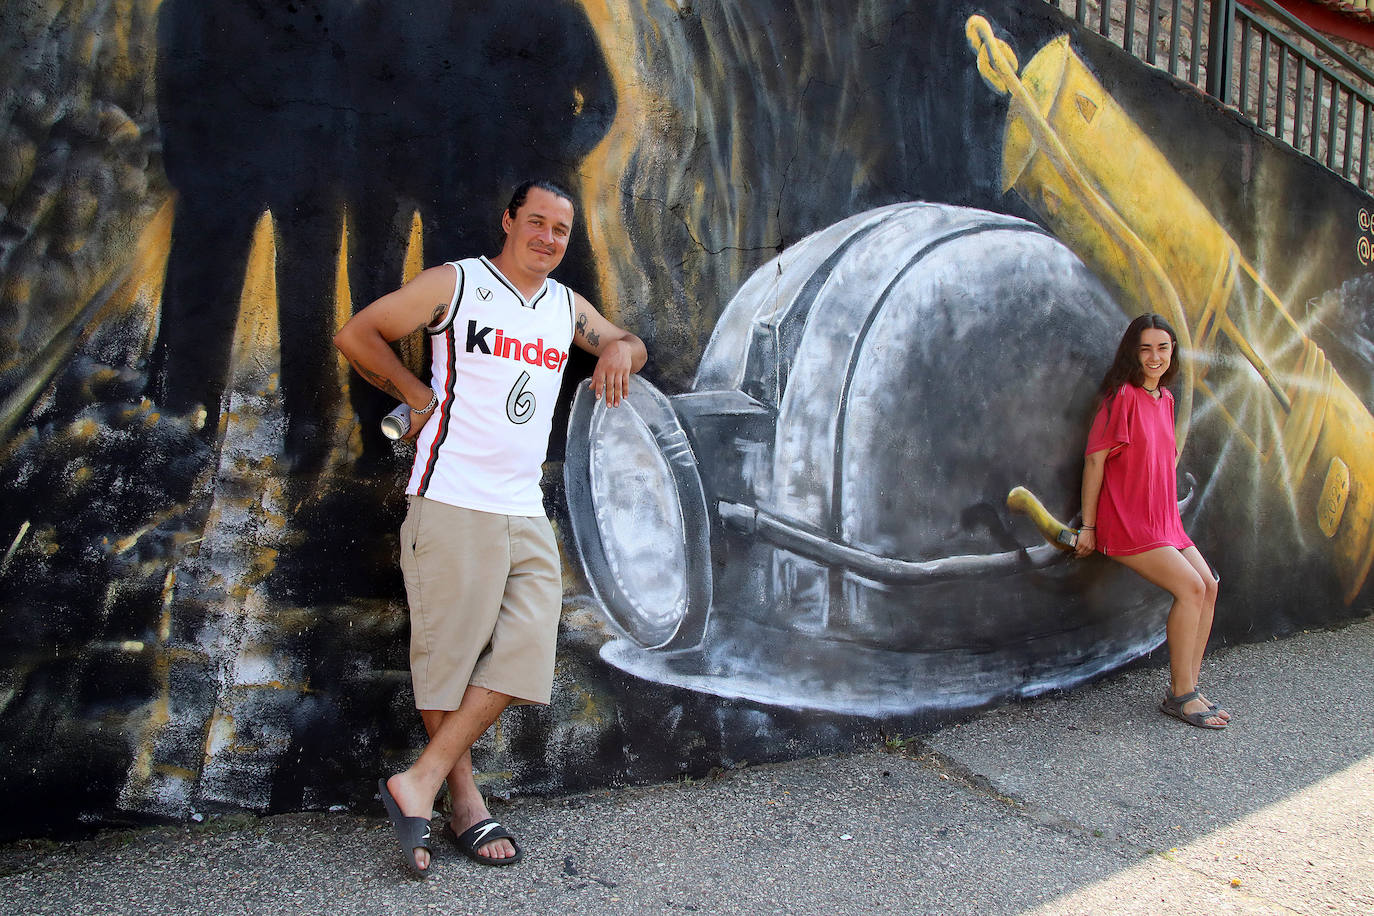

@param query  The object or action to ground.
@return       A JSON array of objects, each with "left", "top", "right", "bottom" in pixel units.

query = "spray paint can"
[{"left": 380, "top": 403, "right": 412, "bottom": 440}]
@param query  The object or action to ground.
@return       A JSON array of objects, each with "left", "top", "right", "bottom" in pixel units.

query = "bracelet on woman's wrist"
[
  {"left": 1079, "top": 525, "right": 1095, "bottom": 530},
  {"left": 412, "top": 392, "right": 439, "bottom": 415}
]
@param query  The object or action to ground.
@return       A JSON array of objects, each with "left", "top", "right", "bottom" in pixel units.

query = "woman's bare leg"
[
  {"left": 1178, "top": 546, "right": 1227, "bottom": 719},
  {"left": 1112, "top": 546, "right": 1225, "bottom": 727}
]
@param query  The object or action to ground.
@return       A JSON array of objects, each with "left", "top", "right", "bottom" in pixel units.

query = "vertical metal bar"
[
  {"left": 1125, "top": 0, "right": 1138, "bottom": 56},
  {"left": 1294, "top": 58, "right": 1307, "bottom": 149},
  {"left": 1343, "top": 87, "right": 1355, "bottom": 179},
  {"left": 1239, "top": 18, "right": 1253, "bottom": 116},
  {"left": 1076, "top": 0, "right": 1088, "bottom": 27},
  {"left": 1208, "top": 0, "right": 1238, "bottom": 104},
  {"left": 1361, "top": 100, "right": 1371, "bottom": 189},
  {"left": 1311, "top": 72, "right": 1323, "bottom": 158},
  {"left": 1258, "top": 31, "right": 1271, "bottom": 131},
  {"left": 1276, "top": 49, "right": 1289, "bottom": 145},
  {"left": 1328, "top": 82, "right": 1341, "bottom": 168},
  {"left": 1169, "top": 0, "right": 1182, "bottom": 76},
  {"left": 1101, "top": 0, "right": 1113, "bottom": 39},
  {"left": 1191, "top": 0, "right": 1205, "bottom": 86},
  {"left": 1146, "top": 0, "right": 1160, "bottom": 66}
]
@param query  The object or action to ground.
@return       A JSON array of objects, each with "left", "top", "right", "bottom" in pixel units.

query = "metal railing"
[{"left": 1044, "top": 0, "right": 1374, "bottom": 193}]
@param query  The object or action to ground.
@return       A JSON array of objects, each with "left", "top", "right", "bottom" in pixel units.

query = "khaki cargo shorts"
[{"left": 398, "top": 496, "right": 562, "bottom": 708}]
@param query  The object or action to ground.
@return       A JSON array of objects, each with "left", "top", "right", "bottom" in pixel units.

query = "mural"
[
  {"left": 1, "top": 0, "right": 1370, "bottom": 839},
  {"left": 564, "top": 202, "right": 1173, "bottom": 714}
]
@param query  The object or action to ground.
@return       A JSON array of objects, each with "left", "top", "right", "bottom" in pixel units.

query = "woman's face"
[{"left": 1138, "top": 327, "right": 1172, "bottom": 387}]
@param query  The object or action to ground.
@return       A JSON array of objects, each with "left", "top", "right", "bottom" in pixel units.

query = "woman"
[{"left": 1074, "top": 313, "right": 1228, "bottom": 729}]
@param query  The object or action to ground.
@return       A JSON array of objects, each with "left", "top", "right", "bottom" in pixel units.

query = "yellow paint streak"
[
  {"left": 204, "top": 711, "right": 237, "bottom": 762},
  {"left": 110, "top": 505, "right": 198, "bottom": 557},
  {"left": 229, "top": 210, "right": 281, "bottom": 370},
  {"left": 106, "top": 2, "right": 167, "bottom": 99},
  {"left": 159, "top": 570, "right": 175, "bottom": 638},
  {"left": 403, "top": 210, "right": 425, "bottom": 284},
  {"left": 241, "top": 680, "right": 289, "bottom": 691},
  {"left": 46, "top": 192, "right": 177, "bottom": 367},
  {"left": 334, "top": 210, "right": 354, "bottom": 379},
  {"left": 573, "top": 0, "right": 655, "bottom": 321},
  {"left": 124, "top": 647, "right": 173, "bottom": 791},
  {"left": 124, "top": 197, "right": 175, "bottom": 356},
  {"left": 324, "top": 209, "right": 367, "bottom": 465},
  {"left": 0, "top": 521, "right": 30, "bottom": 574},
  {"left": 397, "top": 210, "right": 426, "bottom": 375},
  {"left": 113, "top": 521, "right": 156, "bottom": 554}
]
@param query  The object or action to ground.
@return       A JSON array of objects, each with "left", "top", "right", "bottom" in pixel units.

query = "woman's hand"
[{"left": 1073, "top": 528, "right": 1096, "bottom": 558}]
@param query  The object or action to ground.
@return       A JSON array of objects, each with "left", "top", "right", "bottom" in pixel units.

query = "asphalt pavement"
[{"left": 2, "top": 616, "right": 1371, "bottom": 916}]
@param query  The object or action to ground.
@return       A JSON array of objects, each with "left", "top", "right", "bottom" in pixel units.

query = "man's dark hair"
[{"left": 505, "top": 179, "right": 576, "bottom": 221}]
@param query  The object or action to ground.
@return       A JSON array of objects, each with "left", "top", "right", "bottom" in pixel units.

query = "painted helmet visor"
[{"left": 565, "top": 375, "right": 712, "bottom": 649}]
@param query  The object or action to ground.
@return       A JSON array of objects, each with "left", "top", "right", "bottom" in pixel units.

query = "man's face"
[{"left": 502, "top": 187, "right": 575, "bottom": 276}]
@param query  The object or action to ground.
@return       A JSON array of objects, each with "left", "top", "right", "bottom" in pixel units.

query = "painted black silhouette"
[{"left": 150, "top": 0, "right": 614, "bottom": 470}]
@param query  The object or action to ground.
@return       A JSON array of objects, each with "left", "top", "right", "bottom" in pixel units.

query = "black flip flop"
[
  {"left": 378, "top": 778, "right": 433, "bottom": 877},
  {"left": 447, "top": 818, "right": 524, "bottom": 866}
]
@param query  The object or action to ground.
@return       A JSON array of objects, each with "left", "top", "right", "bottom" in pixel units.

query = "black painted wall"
[{"left": 0, "top": 0, "right": 1369, "bottom": 839}]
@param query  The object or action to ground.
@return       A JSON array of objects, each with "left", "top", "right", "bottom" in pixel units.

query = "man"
[{"left": 334, "top": 180, "right": 647, "bottom": 875}]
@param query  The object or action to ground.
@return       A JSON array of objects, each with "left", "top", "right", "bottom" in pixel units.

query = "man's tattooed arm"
[
  {"left": 358, "top": 304, "right": 442, "bottom": 396},
  {"left": 347, "top": 359, "right": 405, "bottom": 402},
  {"left": 417, "top": 302, "right": 446, "bottom": 334},
  {"left": 575, "top": 310, "right": 601, "bottom": 349}
]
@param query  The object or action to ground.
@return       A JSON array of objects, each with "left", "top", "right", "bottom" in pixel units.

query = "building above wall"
[{"left": 1262, "top": 0, "right": 1374, "bottom": 41}]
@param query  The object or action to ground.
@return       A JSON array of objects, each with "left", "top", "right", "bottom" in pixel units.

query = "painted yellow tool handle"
[{"left": 1007, "top": 486, "right": 1076, "bottom": 551}]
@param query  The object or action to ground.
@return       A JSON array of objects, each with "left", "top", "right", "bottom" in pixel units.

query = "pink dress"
[{"left": 1085, "top": 384, "right": 1194, "bottom": 557}]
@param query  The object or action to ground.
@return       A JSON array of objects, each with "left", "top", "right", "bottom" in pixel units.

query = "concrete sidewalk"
[{"left": 3, "top": 618, "right": 1371, "bottom": 916}]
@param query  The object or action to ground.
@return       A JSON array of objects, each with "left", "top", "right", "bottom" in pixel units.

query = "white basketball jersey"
[{"left": 406, "top": 257, "right": 576, "bottom": 516}]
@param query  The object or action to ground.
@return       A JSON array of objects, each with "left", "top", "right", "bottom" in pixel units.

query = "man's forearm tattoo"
[
  {"left": 576, "top": 311, "right": 601, "bottom": 348},
  {"left": 348, "top": 359, "right": 404, "bottom": 401}
]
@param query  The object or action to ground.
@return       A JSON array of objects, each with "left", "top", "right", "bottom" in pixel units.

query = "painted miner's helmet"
[{"left": 565, "top": 203, "right": 1184, "bottom": 715}]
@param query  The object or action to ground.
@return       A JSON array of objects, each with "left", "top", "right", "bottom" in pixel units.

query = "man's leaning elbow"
[{"left": 332, "top": 327, "right": 353, "bottom": 355}]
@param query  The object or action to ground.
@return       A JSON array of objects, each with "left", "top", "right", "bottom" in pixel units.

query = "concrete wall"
[{"left": 1, "top": 0, "right": 1370, "bottom": 838}]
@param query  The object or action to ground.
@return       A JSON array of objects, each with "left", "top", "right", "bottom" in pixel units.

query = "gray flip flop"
[{"left": 1160, "top": 689, "right": 1226, "bottom": 729}]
